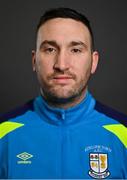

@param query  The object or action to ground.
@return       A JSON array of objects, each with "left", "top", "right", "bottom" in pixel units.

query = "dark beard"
[
  {"left": 41, "top": 86, "right": 86, "bottom": 105},
  {"left": 39, "top": 68, "right": 92, "bottom": 108},
  {"left": 40, "top": 78, "right": 89, "bottom": 108}
]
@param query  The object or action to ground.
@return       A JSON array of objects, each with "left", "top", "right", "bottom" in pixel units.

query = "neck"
[{"left": 41, "top": 88, "right": 88, "bottom": 109}]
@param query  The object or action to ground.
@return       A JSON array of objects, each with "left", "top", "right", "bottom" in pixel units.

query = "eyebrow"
[
  {"left": 39, "top": 40, "right": 88, "bottom": 49},
  {"left": 69, "top": 41, "right": 88, "bottom": 49},
  {"left": 40, "top": 40, "right": 59, "bottom": 49}
]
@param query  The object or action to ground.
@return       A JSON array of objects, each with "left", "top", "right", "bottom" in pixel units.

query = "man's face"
[{"left": 32, "top": 18, "right": 99, "bottom": 105}]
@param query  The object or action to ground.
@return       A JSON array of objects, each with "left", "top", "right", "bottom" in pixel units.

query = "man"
[{"left": 0, "top": 7, "right": 127, "bottom": 179}]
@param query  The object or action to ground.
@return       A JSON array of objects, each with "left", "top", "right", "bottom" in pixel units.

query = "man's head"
[
  {"left": 36, "top": 7, "right": 94, "bottom": 51},
  {"left": 32, "top": 8, "right": 99, "bottom": 108}
]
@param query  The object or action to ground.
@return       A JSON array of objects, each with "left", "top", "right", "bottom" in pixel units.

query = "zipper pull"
[{"left": 61, "top": 111, "right": 65, "bottom": 120}]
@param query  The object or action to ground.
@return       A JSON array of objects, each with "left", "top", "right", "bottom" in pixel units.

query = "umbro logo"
[{"left": 17, "top": 152, "right": 33, "bottom": 164}]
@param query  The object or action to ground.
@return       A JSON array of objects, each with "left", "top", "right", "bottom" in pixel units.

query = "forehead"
[{"left": 37, "top": 18, "right": 91, "bottom": 46}]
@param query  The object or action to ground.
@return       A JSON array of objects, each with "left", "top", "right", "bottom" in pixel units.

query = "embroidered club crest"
[{"left": 89, "top": 153, "right": 110, "bottom": 179}]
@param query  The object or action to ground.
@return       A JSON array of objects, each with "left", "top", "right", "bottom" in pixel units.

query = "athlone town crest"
[{"left": 89, "top": 153, "right": 110, "bottom": 179}]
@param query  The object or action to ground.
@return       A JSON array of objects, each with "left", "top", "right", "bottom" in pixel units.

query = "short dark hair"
[{"left": 36, "top": 7, "right": 94, "bottom": 50}]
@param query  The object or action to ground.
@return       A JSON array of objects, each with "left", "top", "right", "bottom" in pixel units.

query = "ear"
[
  {"left": 91, "top": 51, "right": 99, "bottom": 74},
  {"left": 32, "top": 50, "right": 36, "bottom": 72}
]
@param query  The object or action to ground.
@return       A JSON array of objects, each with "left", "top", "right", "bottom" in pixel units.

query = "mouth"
[{"left": 52, "top": 75, "right": 74, "bottom": 84}]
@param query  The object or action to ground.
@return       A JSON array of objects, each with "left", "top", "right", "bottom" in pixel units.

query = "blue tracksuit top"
[{"left": 0, "top": 91, "right": 127, "bottom": 179}]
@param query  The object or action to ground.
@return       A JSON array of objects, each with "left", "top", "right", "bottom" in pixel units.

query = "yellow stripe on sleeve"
[
  {"left": 103, "top": 124, "right": 127, "bottom": 148},
  {"left": 0, "top": 121, "right": 24, "bottom": 139}
]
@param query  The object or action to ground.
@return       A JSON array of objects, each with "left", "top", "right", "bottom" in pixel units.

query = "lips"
[{"left": 52, "top": 75, "right": 73, "bottom": 84}]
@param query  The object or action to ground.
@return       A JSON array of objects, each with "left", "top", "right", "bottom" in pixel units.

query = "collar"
[{"left": 33, "top": 91, "right": 95, "bottom": 126}]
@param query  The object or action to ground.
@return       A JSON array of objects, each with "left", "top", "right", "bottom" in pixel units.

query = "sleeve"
[
  {"left": 0, "top": 137, "right": 8, "bottom": 179},
  {"left": 123, "top": 147, "right": 127, "bottom": 178}
]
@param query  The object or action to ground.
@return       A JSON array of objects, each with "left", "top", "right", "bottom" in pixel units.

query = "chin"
[
  {"left": 50, "top": 88, "right": 76, "bottom": 99},
  {"left": 41, "top": 82, "right": 87, "bottom": 103},
  {"left": 44, "top": 88, "right": 82, "bottom": 104}
]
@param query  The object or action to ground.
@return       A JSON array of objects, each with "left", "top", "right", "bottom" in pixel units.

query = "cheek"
[
  {"left": 73, "top": 58, "right": 92, "bottom": 76},
  {"left": 36, "top": 57, "right": 53, "bottom": 75}
]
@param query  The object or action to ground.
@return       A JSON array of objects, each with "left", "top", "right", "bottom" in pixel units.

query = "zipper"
[{"left": 60, "top": 110, "right": 66, "bottom": 178}]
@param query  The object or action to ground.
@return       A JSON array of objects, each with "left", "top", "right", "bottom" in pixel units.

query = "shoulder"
[
  {"left": 94, "top": 100, "right": 127, "bottom": 127},
  {"left": 0, "top": 99, "right": 35, "bottom": 140},
  {"left": 93, "top": 100, "right": 127, "bottom": 148},
  {"left": 0, "top": 99, "right": 34, "bottom": 124}
]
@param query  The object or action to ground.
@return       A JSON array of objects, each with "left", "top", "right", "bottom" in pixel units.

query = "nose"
[{"left": 53, "top": 50, "right": 70, "bottom": 72}]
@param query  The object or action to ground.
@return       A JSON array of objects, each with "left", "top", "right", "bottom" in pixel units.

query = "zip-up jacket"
[{"left": 0, "top": 92, "right": 127, "bottom": 179}]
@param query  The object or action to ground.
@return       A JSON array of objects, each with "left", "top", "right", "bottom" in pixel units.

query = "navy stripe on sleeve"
[
  {"left": 95, "top": 101, "right": 127, "bottom": 127},
  {"left": 0, "top": 100, "right": 34, "bottom": 123}
]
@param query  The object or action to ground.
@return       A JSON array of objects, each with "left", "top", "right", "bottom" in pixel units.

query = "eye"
[
  {"left": 71, "top": 48, "right": 82, "bottom": 53},
  {"left": 44, "top": 47, "right": 56, "bottom": 54}
]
